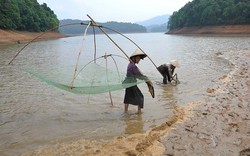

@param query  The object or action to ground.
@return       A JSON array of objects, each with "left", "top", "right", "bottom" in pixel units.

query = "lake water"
[{"left": 0, "top": 33, "right": 249, "bottom": 155}]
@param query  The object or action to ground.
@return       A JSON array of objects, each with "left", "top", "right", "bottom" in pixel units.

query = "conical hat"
[
  {"left": 170, "top": 59, "right": 180, "bottom": 68},
  {"left": 130, "top": 49, "right": 147, "bottom": 59}
]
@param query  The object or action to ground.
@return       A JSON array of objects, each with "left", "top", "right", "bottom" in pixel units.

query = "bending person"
[{"left": 157, "top": 60, "right": 180, "bottom": 84}]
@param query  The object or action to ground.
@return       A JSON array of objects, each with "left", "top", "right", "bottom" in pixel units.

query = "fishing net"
[
  {"left": 24, "top": 58, "right": 147, "bottom": 94},
  {"left": 11, "top": 18, "right": 156, "bottom": 95}
]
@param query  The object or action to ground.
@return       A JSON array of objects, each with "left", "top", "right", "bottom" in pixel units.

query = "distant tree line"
[
  {"left": 168, "top": 0, "right": 250, "bottom": 30},
  {"left": 104, "top": 21, "right": 147, "bottom": 33},
  {"left": 0, "top": 0, "right": 59, "bottom": 32},
  {"left": 59, "top": 19, "right": 147, "bottom": 34}
]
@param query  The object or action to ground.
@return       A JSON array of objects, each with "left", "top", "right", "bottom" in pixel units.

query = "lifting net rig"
[{"left": 9, "top": 15, "right": 158, "bottom": 104}]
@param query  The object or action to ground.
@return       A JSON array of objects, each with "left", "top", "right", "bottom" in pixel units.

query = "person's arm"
[
  {"left": 171, "top": 68, "right": 175, "bottom": 75},
  {"left": 132, "top": 64, "right": 150, "bottom": 81},
  {"left": 133, "top": 64, "right": 154, "bottom": 97}
]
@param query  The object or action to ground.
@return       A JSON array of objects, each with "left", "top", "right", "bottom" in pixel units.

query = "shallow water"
[{"left": 0, "top": 33, "right": 249, "bottom": 155}]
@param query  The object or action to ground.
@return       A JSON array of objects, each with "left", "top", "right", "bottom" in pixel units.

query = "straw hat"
[
  {"left": 130, "top": 49, "right": 147, "bottom": 59},
  {"left": 170, "top": 59, "right": 180, "bottom": 68}
]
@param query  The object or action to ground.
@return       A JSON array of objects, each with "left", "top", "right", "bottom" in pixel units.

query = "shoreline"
[
  {"left": 0, "top": 29, "right": 69, "bottom": 45},
  {"left": 162, "top": 50, "right": 250, "bottom": 155},
  {"left": 1, "top": 25, "right": 250, "bottom": 45},
  {"left": 166, "top": 24, "right": 250, "bottom": 34},
  {"left": 21, "top": 41, "right": 250, "bottom": 155}
]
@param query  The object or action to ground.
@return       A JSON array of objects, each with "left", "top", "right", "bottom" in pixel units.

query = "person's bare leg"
[
  {"left": 137, "top": 106, "right": 142, "bottom": 114},
  {"left": 124, "top": 104, "right": 129, "bottom": 112}
]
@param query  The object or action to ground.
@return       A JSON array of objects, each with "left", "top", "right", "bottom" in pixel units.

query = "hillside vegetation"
[
  {"left": 1, "top": 0, "right": 249, "bottom": 34},
  {"left": 0, "top": 0, "right": 146, "bottom": 34},
  {"left": 167, "top": 0, "right": 250, "bottom": 30},
  {"left": 0, "top": 0, "right": 58, "bottom": 32}
]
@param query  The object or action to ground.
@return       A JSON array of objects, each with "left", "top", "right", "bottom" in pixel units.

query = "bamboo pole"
[
  {"left": 70, "top": 22, "right": 91, "bottom": 88},
  {"left": 104, "top": 53, "right": 114, "bottom": 106},
  {"left": 9, "top": 17, "right": 161, "bottom": 75},
  {"left": 92, "top": 26, "right": 97, "bottom": 63},
  {"left": 86, "top": 14, "right": 162, "bottom": 76},
  {"left": 8, "top": 22, "right": 91, "bottom": 65},
  {"left": 87, "top": 15, "right": 131, "bottom": 61},
  {"left": 100, "top": 26, "right": 159, "bottom": 70}
]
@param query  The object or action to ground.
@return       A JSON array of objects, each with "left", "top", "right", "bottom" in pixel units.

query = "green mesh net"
[
  {"left": 25, "top": 62, "right": 147, "bottom": 94},
  {"left": 11, "top": 21, "right": 156, "bottom": 95}
]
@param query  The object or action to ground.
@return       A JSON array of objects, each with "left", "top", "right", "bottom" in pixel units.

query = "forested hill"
[
  {"left": 167, "top": 0, "right": 250, "bottom": 30},
  {"left": 0, "top": 0, "right": 146, "bottom": 34},
  {"left": 0, "top": 0, "right": 58, "bottom": 32},
  {"left": 59, "top": 19, "right": 147, "bottom": 35}
]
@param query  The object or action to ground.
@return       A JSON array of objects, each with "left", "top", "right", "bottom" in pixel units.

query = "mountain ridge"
[
  {"left": 136, "top": 14, "right": 170, "bottom": 32},
  {"left": 136, "top": 14, "right": 170, "bottom": 26}
]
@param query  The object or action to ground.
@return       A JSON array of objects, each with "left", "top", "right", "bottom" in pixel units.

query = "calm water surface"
[{"left": 0, "top": 33, "right": 249, "bottom": 155}]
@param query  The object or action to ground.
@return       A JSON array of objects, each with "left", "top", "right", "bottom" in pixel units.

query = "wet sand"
[
  {"left": 162, "top": 51, "right": 250, "bottom": 155},
  {"left": 20, "top": 46, "right": 250, "bottom": 155}
]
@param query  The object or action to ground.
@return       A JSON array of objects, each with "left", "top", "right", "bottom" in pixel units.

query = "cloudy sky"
[{"left": 37, "top": 0, "right": 191, "bottom": 23}]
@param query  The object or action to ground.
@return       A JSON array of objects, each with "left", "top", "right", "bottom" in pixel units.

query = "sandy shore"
[
  {"left": 162, "top": 51, "right": 250, "bottom": 155},
  {"left": 20, "top": 42, "right": 250, "bottom": 155},
  {"left": 0, "top": 29, "right": 68, "bottom": 45}
]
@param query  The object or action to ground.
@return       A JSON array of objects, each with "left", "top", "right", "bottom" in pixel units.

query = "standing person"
[
  {"left": 157, "top": 60, "right": 180, "bottom": 84},
  {"left": 123, "top": 49, "right": 153, "bottom": 114}
]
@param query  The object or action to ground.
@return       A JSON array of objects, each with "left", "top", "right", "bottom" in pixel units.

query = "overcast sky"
[{"left": 37, "top": 0, "right": 191, "bottom": 23}]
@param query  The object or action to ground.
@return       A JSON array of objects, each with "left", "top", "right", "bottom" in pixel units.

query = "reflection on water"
[
  {"left": 124, "top": 114, "right": 143, "bottom": 135},
  {"left": 158, "top": 83, "right": 176, "bottom": 100},
  {"left": 0, "top": 33, "right": 249, "bottom": 155},
  {"left": 156, "top": 83, "right": 178, "bottom": 110}
]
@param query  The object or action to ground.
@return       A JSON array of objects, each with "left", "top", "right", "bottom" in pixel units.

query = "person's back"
[
  {"left": 157, "top": 60, "right": 180, "bottom": 84},
  {"left": 157, "top": 64, "right": 169, "bottom": 84}
]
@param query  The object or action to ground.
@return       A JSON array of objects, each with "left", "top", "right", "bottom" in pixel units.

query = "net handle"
[{"left": 70, "top": 21, "right": 91, "bottom": 88}]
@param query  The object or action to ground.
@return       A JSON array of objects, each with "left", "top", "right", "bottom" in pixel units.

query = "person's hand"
[
  {"left": 170, "top": 76, "right": 175, "bottom": 82},
  {"left": 146, "top": 80, "right": 152, "bottom": 86}
]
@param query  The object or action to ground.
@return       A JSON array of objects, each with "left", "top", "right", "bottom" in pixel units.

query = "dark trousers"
[{"left": 163, "top": 71, "right": 171, "bottom": 84}]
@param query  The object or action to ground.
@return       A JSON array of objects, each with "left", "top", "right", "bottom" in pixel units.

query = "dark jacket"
[{"left": 157, "top": 64, "right": 175, "bottom": 84}]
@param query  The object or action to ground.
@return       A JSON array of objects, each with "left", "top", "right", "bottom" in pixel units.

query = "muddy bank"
[
  {"left": 167, "top": 25, "right": 250, "bottom": 34},
  {"left": 0, "top": 29, "right": 68, "bottom": 45},
  {"left": 162, "top": 50, "right": 250, "bottom": 155},
  {"left": 20, "top": 49, "right": 250, "bottom": 155}
]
